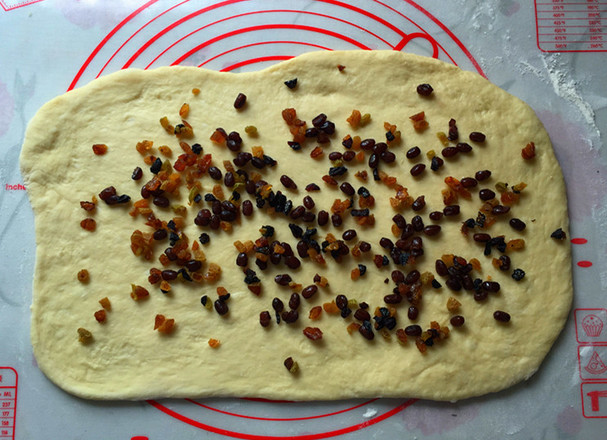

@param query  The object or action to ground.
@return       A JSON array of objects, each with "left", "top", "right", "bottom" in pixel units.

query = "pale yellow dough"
[{"left": 21, "top": 51, "right": 572, "bottom": 401}]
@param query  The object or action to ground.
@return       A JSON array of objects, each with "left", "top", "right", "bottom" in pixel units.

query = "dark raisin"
[
  {"left": 131, "top": 167, "right": 143, "bottom": 180},
  {"left": 469, "top": 132, "right": 486, "bottom": 142},
  {"left": 435, "top": 259, "right": 448, "bottom": 276},
  {"left": 340, "top": 182, "right": 355, "bottom": 196},
  {"left": 317, "top": 210, "right": 329, "bottom": 226},
  {"left": 450, "top": 315, "right": 465, "bottom": 327},
  {"left": 208, "top": 166, "right": 222, "bottom": 180},
  {"left": 492, "top": 205, "right": 510, "bottom": 215},
  {"left": 456, "top": 142, "right": 472, "bottom": 153},
  {"left": 410, "top": 163, "right": 426, "bottom": 176},
  {"left": 443, "top": 205, "right": 460, "bottom": 216},
  {"left": 274, "top": 274, "right": 292, "bottom": 286},
  {"left": 479, "top": 189, "right": 496, "bottom": 200},
  {"left": 214, "top": 299, "right": 229, "bottom": 315},
  {"left": 260, "top": 311, "right": 271, "bottom": 327},
  {"left": 284, "top": 78, "right": 297, "bottom": 89},
  {"left": 475, "top": 170, "right": 491, "bottom": 181},
  {"left": 406, "top": 147, "right": 421, "bottom": 159},
  {"left": 509, "top": 218, "right": 526, "bottom": 231},
  {"left": 408, "top": 306, "right": 419, "bottom": 320},
  {"left": 381, "top": 150, "right": 396, "bottom": 163},
  {"left": 280, "top": 175, "right": 297, "bottom": 190},
  {"left": 404, "top": 325, "right": 422, "bottom": 336},
  {"left": 412, "top": 196, "right": 426, "bottom": 211},
  {"left": 289, "top": 292, "right": 301, "bottom": 310},
  {"left": 416, "top": 83, "right": 433, "bottom": 96},
  {"left": 460, "top": 177, "right": 477, "bottom": 188},
  {"left": 233, "top": 93, "right": 247, "bottom": 109},
  {"left": 343, "top": 150, "right": 356, "bottom": 162},
  {"left": 429, "top": 211, "right": 443, "bottom": 221},
  {"left": 302, "top": 285, "right": 318, "bottom": 299},
  {"left": 493, "top": 310, "right": 511, "bottom": 322},
  {"left": 473, "top": 233, "right": 491, "bottom": 242},
  {"left": 512, "top": 268, "right": 526, "bottom": 281},
  {"left": 423, "top": 225, "right": 441, "bottom": 236},
  {"left": 342, "top": 229, "right": 357, "bottom": 241},
  {"left": 442, "top": 146, "right": 458, "bottom": 158},
  {"left": 305, "top": 183, "right": 320, "bottom": 192},
  {"left": 551, "top": 228, "right": 566, "bottom": 240},
  {"left": 430, "top": 156, "right": 444, "bottom": 171}
]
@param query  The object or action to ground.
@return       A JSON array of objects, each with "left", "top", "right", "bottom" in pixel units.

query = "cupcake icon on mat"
[{"left": 582, "top": 315, "right": 604, "bottom": 337}]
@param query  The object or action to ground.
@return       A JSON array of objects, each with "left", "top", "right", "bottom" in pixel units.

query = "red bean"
[
  {"left": 493, "top": 310, "right": 511, "bottom": 322},
  {"left": 410, "top": 163, "right": 426, "bottom": 176}
]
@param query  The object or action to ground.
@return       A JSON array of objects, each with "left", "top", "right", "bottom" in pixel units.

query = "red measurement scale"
[
  {"left": 0, "top": 368, "right": 17, "bottom": 440},
  {"left": 535, "top": 0, "right": 606, "bottom": 52}
]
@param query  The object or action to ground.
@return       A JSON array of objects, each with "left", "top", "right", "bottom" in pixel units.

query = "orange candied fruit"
[
  {"left": 310, "top": 146, "right": 324, "bottom": 159},
  {"left": 350, "top": 268, "right": 361, "bottom": 280},
  {"left": 521, "top": 142, "right": 536, "bottom": 160},
  {"left": 208, "top": 338, "right": 221, "bottom": 348},
  {"left": 252, "top": 145, "right": 264, "bottom": 158},
  {"left": 99, "top": 297, "right": 111, "bottom": 311},
  {"left": 154, "top": 314, "right": 175, "bottom": 333},
  {"left": 94, "top": 310, "right": 107, "bottom": 324},
  {"left": 323, "top": 301, "right": 340, "bottom": 314},
  {"left": 469, "top": 258, "right": 482, "bottom": 270},
  {"left": 210, "top": 128, "right": 227, "bottom": 144},
  {"left": 130, "top": 284, "right": 150, "bottom": 301},
  {"left": 203, "top": 263, "right": 222, "bottom": 282},
  {"left": 80, "top": 200, "right": 96, "bottom": 212},
  {"left": 92, "top": 144, "right": 108, "bottom": 155},
  {"left": 192, "top": 88, "right": 200, "bottom": 95},
  {"left": 507, "top": 239, "right": 525, "bottom": 251},
  {"left": 347, "top": 322, "right": 361, "bottom": 334},
  {"left": 80, "top": 218, "right": 96, "bottom": 232}
]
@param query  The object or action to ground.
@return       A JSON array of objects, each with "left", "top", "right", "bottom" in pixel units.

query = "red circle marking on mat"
[
  {"left": 144, "top": 8, "right": 393, "bottom": 69},
  {"left": 96, "top": 0, "right": 191, "bottom": 78},
  {"left": 219, "top": 55, "right": 296, "bottom": 71},
  {"left": 68, "top": 0, "right": 486, "bottom": 91},
  {"left": 186, "top": 398, "right": 379, "bottom": 421},
  {"left": 198, "top": 41, "right": 333, "bottom": 67},
  {"left": 148, "top": 399, "right": 417, "bottom": 440},
  {"left": 571, "top": 238, "right": 588, "bottom": 245},
  {"left": 577, "top": 261, "right": 593, "bottom": 268},
  {"left": 377, "top": 0, "right": 486, "bottom": 77},
  {"left": 169, "top": 24, "right": 371, "bottom": 66}
]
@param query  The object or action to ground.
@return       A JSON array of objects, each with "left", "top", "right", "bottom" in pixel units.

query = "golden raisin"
[
  {"left": 179, "top": 103, "right": 190, "bottom": 118},
  {"left": 77, "top": 269, "right": 90, "bottom": 283},
  {"left": 309, "top": 306, "right": 322, "bottom": 320},
  {"left": 80, "top": 218, "right": 96, "bottom": 232},
  {"left": 77, "top": 328, "right": 93, "bottom": 344},
  {"left": 99, "top": 297, "right": 111, "bottom": 311},
  {"left": 92, "top": 144, "right": 108, "bottom": 155},
  {"left": 303, "top": 327, "right": 323, "bottom": 340},
  {"left": 447, "top": 297, "right": 461, "bottom": 312}
]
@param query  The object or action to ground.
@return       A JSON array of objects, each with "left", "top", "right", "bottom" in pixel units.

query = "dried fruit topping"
[
  {"left": 77, "top": 269, "right": 90, "bottom": 283},
  {"left": 92, "top": 144, "right": 108, "bottom": 155},
  {"left": 303, "top": 327, "right": 323, "bottom": 340},
  {"left": 521, "top": 142, "right": 536, "bottom": 159},
  {"left": 154, "top": 314, "right": 176, "bottom": 333},
  {"left": 77, "top": 328, "right": 93, "bottom": 344}
]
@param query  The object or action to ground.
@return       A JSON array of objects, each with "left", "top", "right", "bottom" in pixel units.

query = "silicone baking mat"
[{"left": 1, "top": 1, "right": 606, "bottom": 439}]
